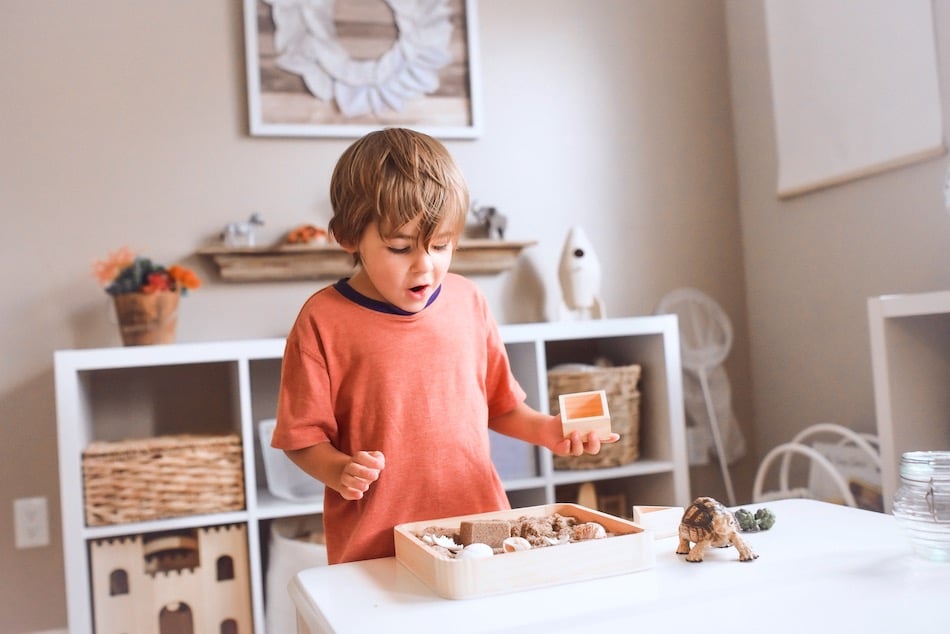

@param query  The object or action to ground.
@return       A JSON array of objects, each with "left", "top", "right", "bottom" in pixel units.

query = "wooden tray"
[{"left": 393, "top": 503, "right": 654, "bottom": 599}]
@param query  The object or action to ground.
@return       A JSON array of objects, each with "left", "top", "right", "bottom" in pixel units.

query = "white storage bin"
[
  {"left": 258, "top": 419, "right": 322, "bottom": 502},
  {"left": 266, "top": 516, "right": 327, "bottom": 634}
]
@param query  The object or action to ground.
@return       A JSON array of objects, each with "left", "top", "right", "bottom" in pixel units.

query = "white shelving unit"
[
  {"left": 868, "top": 290, "right": 950, "bottom": 512},
  {"left": 55, "top": 315, "right": 688, "bottom": 633}
]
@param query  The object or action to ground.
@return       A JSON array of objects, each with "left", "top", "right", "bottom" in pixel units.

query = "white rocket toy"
[{"left": 558, "top": 226, "right": 606, "bottom": 320}]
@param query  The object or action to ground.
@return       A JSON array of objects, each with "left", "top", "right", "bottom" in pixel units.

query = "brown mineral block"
[{"left": 459, "top": 520, "right": 511, "bottom": 548}]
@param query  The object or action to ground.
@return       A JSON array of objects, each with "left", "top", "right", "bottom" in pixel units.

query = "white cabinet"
[
  {"left": 55, "top": 315, "right": 688, "bottom": 633},
  {"left": 494, "top": 316, "right": 689, "bottom": 510},
  {"left": 868, "top": 290, "right": 950, "bottom": 512}
]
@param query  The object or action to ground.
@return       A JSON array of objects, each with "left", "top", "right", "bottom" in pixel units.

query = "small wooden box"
[
  {"left": 559, "top": 390, "right": 612, "bottom": 440},
  {"left": 548, "top": 365, "right": 641, "bottom": 469},
  {"left": 394, "top": 503, "right": 654, "bottom": 600},
  {"left": 633, "top": 505, "right": 685, "bottom": 539}
]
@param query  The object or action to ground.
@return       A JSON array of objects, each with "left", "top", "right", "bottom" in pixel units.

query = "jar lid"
[{"left": 900, "top": 451, "right": 950, "bottom": 479}]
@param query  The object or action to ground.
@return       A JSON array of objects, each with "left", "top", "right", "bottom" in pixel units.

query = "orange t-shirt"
[{"left": 273, "top": 273, "right": 525, "bottom": 563}]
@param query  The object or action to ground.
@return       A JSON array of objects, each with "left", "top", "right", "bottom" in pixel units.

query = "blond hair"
[{"left": 328, "top": 128, "right": 469, "bottom": 263}]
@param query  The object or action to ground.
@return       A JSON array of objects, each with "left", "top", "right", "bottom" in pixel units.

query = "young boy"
[{"left": 273, "top": 127, "right": 618, "bottom": 564}]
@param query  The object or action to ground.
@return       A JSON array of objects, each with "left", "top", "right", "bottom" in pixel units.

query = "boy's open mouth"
[{"left": 410, "top": 285, "right": 426, "bottom": 293}]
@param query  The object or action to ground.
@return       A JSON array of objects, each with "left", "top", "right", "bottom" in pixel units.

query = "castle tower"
[{"left": 89, "top": 523, "right": 252, "bottom": 633}]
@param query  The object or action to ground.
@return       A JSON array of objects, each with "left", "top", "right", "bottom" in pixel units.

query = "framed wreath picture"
[{"left": 242, "top": 0, "right": 482, "bottom": 139}]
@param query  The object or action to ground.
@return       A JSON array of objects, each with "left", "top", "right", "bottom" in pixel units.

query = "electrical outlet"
[{"left": 14, "top": 497, "right": 50, "bottom": 549}]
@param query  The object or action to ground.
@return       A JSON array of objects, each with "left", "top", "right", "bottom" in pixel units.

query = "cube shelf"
[{"left": 55, "top": 316, "right": 688, "bottom": 632}]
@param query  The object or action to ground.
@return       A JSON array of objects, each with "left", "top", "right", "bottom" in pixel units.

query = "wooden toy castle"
[{"left": 89, "top": 523, "right": 252, "bottom": 634}]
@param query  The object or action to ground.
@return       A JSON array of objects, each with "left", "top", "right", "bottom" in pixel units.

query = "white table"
[{"left": 290, "top": 499, "right": 949, "bottom": 633}]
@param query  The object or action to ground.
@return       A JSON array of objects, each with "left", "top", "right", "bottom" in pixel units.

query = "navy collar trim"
[{"left": 334, "top": 278, "right": 441, "bottom": 315}]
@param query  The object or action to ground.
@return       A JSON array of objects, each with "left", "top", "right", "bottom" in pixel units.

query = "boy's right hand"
[{"left": 338, "top": 450, "right": 385, "bottom": 500}]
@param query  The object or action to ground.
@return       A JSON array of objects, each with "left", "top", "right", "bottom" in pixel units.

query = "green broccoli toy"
[
  {"left": 754, "top": 507, "right": 776, "bottom": 530},
  {"left": 733, "top": 507, "right": 776, "bottom": 532},
  {"left": 734, "top": 508, "right": 758, "bottom": 532}
]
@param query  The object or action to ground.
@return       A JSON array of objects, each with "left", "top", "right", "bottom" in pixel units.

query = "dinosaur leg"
[
  {"left": 731, "top": 535, "right": 759, "bottom": 561},
  {"left": 686, "top": 538, "right": 710, "bottom": 562}
]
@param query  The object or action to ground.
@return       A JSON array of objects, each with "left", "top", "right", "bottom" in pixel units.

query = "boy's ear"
[{"left": 337, "top": 240, "right": 358, "bottom": 254}]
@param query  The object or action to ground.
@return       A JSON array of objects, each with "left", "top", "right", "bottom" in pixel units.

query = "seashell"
[
  {"left": 457, "top": 543, "right": 494, "bottom": 559},
  {"left": 544, "top": 534, "right": 571, "bottom": 546},
  {"left": 572, "top": 522, "right": 607, "bottom": 540},
  {"left": 423, "top": 534, "right": 462, "bottom": 551},
  {"left": 502, "top": 536, "right": 533, "bottom": 553}
]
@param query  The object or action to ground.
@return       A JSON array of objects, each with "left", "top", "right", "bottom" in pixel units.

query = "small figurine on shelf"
[
  {"left": 285, "top": 224, "right": 330, "bottom": 245},
  {"left": 221, "top": 212, "right": 264, "bottom": 247},
  {"left": 468, "top": 202, "right": 508, "bottom": 240},
  {"left": 557, "top": 226, "right": 606, "bottom": 320},
  {"left": 676, "top": 496, "right": 759, "bottom": 562}
]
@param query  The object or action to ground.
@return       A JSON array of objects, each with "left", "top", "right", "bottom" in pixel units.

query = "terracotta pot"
[{"left": 113, "top": 291, "right": 179, "bottom": 346}]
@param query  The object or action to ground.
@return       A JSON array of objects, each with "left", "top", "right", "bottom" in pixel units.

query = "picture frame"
[{"left": 242, "top": 0, "right": 482, "bottom": 139}]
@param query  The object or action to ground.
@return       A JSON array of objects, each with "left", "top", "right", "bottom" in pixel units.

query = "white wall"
[{"left": 0, "top": 2, "right": 750, "bottom": 631}]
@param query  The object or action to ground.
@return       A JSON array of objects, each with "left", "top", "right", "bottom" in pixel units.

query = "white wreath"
[{"left": 265, "top": 0, "right": 454, "bottom": 117}]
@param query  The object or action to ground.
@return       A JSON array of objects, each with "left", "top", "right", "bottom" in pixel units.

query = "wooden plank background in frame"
[{"left": 243, "top": 0, "right": 482, "bottom": 139}]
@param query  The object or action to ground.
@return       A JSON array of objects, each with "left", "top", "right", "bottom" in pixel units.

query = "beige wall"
[
  {"left": 726, "top": 1, "right": 950, "bottom": 460},
  {"left": 0, "top": 1, "right": 751, "bottom": 631}
]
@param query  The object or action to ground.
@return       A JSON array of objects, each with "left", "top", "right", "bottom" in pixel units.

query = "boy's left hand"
[{"left": 551, "top": 428, "right": 620, "bottom": 457}]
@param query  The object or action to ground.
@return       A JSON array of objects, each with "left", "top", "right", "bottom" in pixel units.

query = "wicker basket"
[
  {"left": 549, "top": 364, "right": 641, "bottom": 470},
  {"left": 82, "top": 434, "right": 245, "bottom": 526}
]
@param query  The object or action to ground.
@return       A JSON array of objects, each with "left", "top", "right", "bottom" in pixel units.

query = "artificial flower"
[{"left": 93, "top": 248, "right": 201, "bottom": 296}]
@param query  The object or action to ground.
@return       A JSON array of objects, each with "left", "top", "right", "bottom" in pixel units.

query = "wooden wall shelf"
[{"left": 197, "top": 240, "right": 536, "bottom": 282}]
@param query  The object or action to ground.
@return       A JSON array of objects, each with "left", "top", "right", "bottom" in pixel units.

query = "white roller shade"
[{"left": 765, "top": 0, "right": 945, "bottom": 198}]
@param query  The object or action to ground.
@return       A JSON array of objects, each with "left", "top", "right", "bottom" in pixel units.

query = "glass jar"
[{"left": 892, "top": 451, "right": 950, "bottom": 562}]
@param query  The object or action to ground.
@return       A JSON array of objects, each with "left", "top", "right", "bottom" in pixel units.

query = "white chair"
[
  {"left": 753, "top": 423, "right": 881, "bottom": 507},
  {"left": 657, "top": 288, "right": 737, "bottom": 505}
]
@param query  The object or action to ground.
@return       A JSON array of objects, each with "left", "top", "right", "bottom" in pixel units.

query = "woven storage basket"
[
  {"left": 549, "top": 364, "right": 641, "bottom": 470},
  {"left": 82, "top": 434, "right": 244, "bottom": 526}
]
